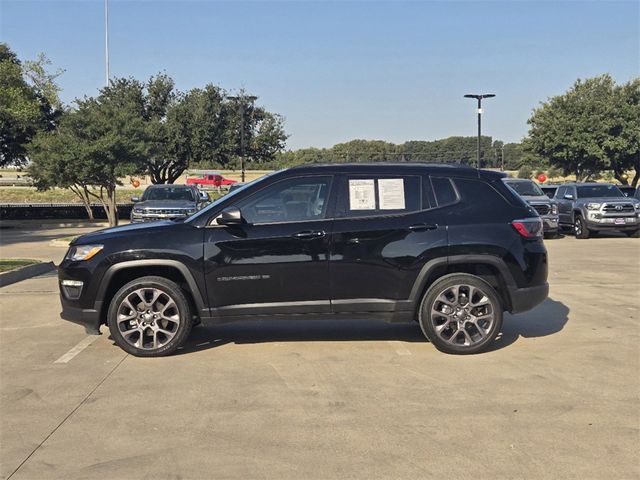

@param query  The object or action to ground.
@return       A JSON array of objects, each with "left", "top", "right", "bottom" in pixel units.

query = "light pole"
[
  {"left": 464, "top": 93, "right": 495, "bottom": 168},
  {"left": 104, "top": 0, "right": 110, "bottom": 87},
  {"left": 227, "top": 95, "right": 257, "bottom": 183}
]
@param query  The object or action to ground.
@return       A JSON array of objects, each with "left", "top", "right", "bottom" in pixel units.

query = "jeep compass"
[{"left": 58, "top": 164, "right": 549, "bottom": 356}]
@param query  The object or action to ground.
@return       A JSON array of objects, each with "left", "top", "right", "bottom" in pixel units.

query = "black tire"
[
  {"left": 574, "top": 215, "right": 590, "bottom": 239},
  {"left": 627, "top": 229, "right": 640, "bottom": 238},
  {"left": 107, "top": 276, "right": 193, "bottom": 357},
  {"left": 418, "top": 274, "right": 503, "bottom": 355}
]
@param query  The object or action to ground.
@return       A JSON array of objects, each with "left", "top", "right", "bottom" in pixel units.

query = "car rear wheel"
[
  {"left": 419, "top": 274, "right": 503, "bottom": 355},
  {"left": 574, "top": 215, "right": 590, "bottom": 239},
  {"left": 107, "top": 276, "right": 193, "bottom": 357}
]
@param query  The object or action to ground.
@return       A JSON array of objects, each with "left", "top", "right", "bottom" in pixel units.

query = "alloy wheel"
[
  {"left": 116, "top": 288, "right": 181, "bottom": 350},
  {"left": 429, "top": 284, "right": 496, "bottom": 347}
]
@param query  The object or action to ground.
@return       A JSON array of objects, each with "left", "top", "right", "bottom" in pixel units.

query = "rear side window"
[
  {"left": 452, "top": 178, "right": 513, "bottom": 216},
  {"left": 339, "top": 176, "right": 421, "bottom": 218},
  {"left": 430, "top": 177, "right": 458, "bottom": 206}
]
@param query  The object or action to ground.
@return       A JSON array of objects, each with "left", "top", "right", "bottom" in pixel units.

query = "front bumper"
[
  {"left": 508, "top": 283, "right": 549, "bottom": 314},
  {"left": 541, "top": 215, "right": 559, "bottom": 232},
  {"left": 60, "top": 301, "right": 102, "bottom": 335},
  {"left": 584, "top": 213, "right": 639, "bottom": 230}
]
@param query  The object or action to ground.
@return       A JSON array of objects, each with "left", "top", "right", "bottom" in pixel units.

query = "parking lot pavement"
[
  {"left": 0, "top": 222, "right": 113, "bottom": 265},
  {"left": 1, "top": 237, "right": 638, "bottom": 479}
]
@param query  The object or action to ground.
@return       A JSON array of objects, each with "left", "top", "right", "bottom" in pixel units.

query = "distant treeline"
[{"left": 193, "top": 136, "right": 526, "bottom": 170}]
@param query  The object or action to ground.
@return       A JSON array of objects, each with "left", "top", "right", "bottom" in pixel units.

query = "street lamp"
[
  {"left": 227, "top": 95, "right": 258, "bottom": 183},
  {"left": 464, "top": 93, "right": 495, "bottom": 168}
]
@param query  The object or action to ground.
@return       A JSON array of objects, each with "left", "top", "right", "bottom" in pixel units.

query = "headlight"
[
  {"left": 551, "top": 204, "right": 558, "bottom": 215},
  {"left": 132, "top": 207, "right": 143, "bottom": 214},
  {"left": 586, "top": 203, "right": 601, "bottom": 210},
  {"left": 186, "top": 208, "right": 197, "bottom": 215},
  {"left": 635, "top": 203, "right": 640, "bottom": 211},
  {"left": 67, "top": 245, "right": 103, "bottom": 261}
]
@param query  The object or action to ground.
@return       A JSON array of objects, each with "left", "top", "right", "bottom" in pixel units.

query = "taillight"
[{"left": 511, "top": 218, "right": 543, "bottom": 238}]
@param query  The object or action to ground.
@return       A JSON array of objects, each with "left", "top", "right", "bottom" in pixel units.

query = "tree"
[
  {"left": 28, "top": 111, "right": 96, "bottom": 221},
  {"left": 29, "top": 80, "right": 147, "bottom": 226},
  {"left": 0, "top": 43, "right": 62, "bottom": 166},
  {"left": 526, "top": 75, "right": 640, "bottom": 185}
]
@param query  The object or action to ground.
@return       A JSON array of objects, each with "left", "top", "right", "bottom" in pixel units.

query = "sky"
[{"left": 1, "top": 0, "right": 638, "bottom": 150}]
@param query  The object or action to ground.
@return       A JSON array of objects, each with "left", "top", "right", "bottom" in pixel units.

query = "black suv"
[{"left": 59, "top": 164, "right": 549, "bottom": 356}]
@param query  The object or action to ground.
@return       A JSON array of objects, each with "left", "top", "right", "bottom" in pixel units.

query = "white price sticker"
[
  {"left": 378, "top": 179, "right": 405, "bottom": 210},
  {"left": 349, "top": 179, "right": 376, "bottom": 210}
]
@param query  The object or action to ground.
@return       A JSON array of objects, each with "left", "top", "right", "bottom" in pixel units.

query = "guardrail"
[{"left": 0, "top": 203, "right": 133, "bottom": 220}]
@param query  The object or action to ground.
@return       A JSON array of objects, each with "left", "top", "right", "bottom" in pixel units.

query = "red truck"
[{"left": 186, "top": 174, "right": 238, "bottom": 188}]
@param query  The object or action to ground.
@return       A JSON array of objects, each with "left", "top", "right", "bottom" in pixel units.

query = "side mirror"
[
  {"left": 199, "top": 191, "right": 210, "bottom": 202},
  {"left": 131, "top": 196, "right": 140, "bottom": 203},
  {"left": 564, "top": 194, "right": 574, "bottom": 200},
  {"left": 216, "top": 206, "right": 244, "bottom": 225}
]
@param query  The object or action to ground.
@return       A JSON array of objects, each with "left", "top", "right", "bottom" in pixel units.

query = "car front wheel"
[
  {"left": 419, "top": 274, "right": 503, "bottom": 355},
  {"left": 574, "top": 215, "right": 590, "bottom": 239},
  {"left": 107, "top": 276, "right": 193, "bottom": 357}
]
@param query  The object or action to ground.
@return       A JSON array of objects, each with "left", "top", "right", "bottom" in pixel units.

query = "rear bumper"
[
  {"left": 508, "top": 283, "right": 549, "bottom": 314},
  {"left": 60, "top": 301, "right": 102, "bottom": 335}
]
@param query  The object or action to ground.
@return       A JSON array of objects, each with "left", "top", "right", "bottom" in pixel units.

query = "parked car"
[
  {"left": 130, "top": 185, "right": 209, "bottom": 223},
  {"left": 503, "top": 179, "right": 559, "bottom": 238},
  {"left": 540, "top": 184, "right": 559, "bottom": 199},
  {"left": 59, "top": 164, "right": 549, "bottom": 357},
  {"left": 617, "top": 185, "right": 637, "bottom": 197},
  {"left": 553, "top": 183, "right": 640, "bottom": 238},
  {"left": 186, "top": 173, "right": 238, "bottom": 189}
]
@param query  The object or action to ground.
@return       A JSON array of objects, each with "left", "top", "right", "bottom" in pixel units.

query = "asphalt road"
[{"left": 0, "top": 234, "right": 638, "bottom": 479}]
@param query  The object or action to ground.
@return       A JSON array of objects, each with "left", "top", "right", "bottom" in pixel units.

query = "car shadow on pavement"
[
  {"left": 175, "top": 297, "right": 569, "bottom": 355},
  {"left": 177, "top": 319, "right": 426, "bottom": 355},
  {"left": 487, "top": 297, "right": 569, "bottom": 352}
]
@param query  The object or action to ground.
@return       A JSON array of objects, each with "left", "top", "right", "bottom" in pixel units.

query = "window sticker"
[
  {"left": 349, "top": 179, "right": 376, "bottom": 210},
  {"left": 378, "top": 178, "right": 405, "bottom": 210}
]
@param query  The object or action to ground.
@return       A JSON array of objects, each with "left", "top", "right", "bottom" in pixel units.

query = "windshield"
[
  {"left": 576, "top": 185, "right": 624, "bottom": 199},
  {"left": 185, "top": 171, "right": 277, "bottom": 224},
  {"left": 143, "top": 186, "right": 195, "bottom": 202},
  {"left": 505, "top": 180, "right": 544, "bottom": 197}
]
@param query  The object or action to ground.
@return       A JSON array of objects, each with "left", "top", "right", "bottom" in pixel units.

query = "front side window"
[
  {"left": 339, "top": 176, "right": 421, "bottom": 218},
  {"left": 236, "top": 176, "right": 332, "bottom": 224}
]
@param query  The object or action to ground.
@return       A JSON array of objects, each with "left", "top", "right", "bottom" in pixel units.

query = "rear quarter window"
[{"left": 451, "top": 178, "right": 516, "bottom": 219}]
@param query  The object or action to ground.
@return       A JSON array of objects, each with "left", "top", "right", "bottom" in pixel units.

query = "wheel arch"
[
  {"left": 95, "top": 260, "right": 207, "bottom": 326},
  {"left": 409, "top": 255, "right": 516, "bottom": 316}
]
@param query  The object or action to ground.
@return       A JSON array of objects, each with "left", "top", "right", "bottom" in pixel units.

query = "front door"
[{"left": 203, "top": 175, "right": 334, "bottom": 317}]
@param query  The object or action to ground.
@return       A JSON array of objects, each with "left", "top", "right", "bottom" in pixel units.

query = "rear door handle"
[
  {"left": 408, "top": 223, "right": 438, "bottom": 232},
  {"left": 292, "top": 230, "right": 326, "bottom": 240}
]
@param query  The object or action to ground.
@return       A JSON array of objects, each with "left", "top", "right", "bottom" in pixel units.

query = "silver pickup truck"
[
  {"left": 553, "top": 183, "right": 640, "bottom": 239},
  {"left": 503, "top": 179, "right": 560, "bottom": 238}
]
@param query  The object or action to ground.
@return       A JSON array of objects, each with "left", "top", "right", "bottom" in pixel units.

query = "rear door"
[
  {"left": 329, "top": 173, "right": 448, "bottom": 314},
  {"left": 555, "top": 186, "right": 572, "bottom": 225}
]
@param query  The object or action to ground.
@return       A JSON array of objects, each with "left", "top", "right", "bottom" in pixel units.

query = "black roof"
[{"left": 285, "top": 162, "right": 505, "bottom": 179}]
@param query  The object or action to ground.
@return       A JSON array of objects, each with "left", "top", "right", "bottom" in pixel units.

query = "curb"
[
  {"left": 50, "top": 239, "right": 73, "bottom": 247},
  {"left": 0, "top": 262, "right": 57, "bottom": 288}
]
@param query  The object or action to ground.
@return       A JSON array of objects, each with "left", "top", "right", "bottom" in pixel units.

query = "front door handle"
[
  {"left": 292, "top": 230, "right": 326, "bottom": 240},
  {"left": 408, "top": 223, "right": 438, "bottom": 232}
]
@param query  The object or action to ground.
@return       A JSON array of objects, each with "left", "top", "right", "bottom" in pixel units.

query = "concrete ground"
[{"left": 0, "top": 231, "right": 638, "bottom": 479}]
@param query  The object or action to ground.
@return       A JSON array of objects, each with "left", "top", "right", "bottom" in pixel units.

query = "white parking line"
[
  {"left": 54, "top": 336, "right": 100, "bottom": 364},
  {"left": 387, "top": 341, "right": 412, "bottom": 356}
]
